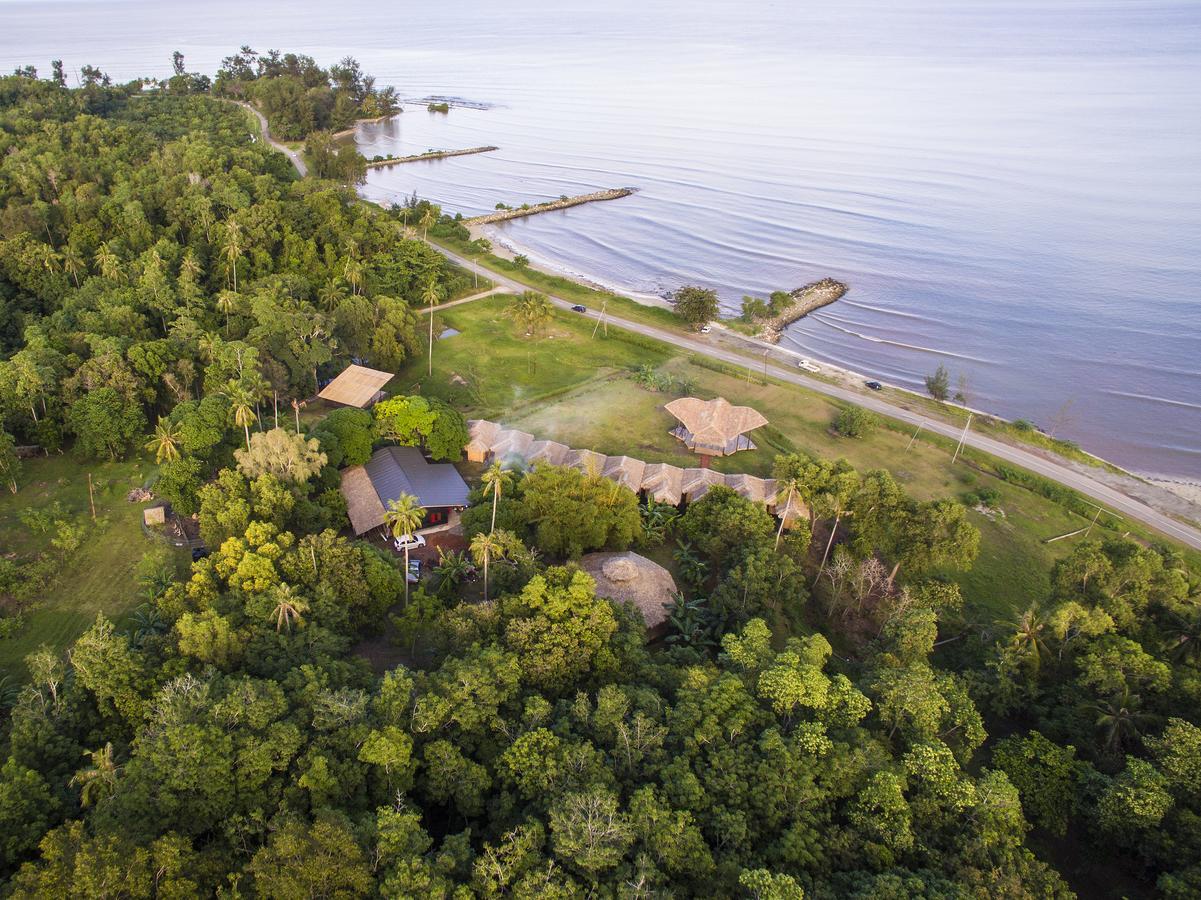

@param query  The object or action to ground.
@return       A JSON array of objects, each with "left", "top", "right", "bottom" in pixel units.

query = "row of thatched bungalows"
[{"left": 465, "top": 420, "right": 805, "bottom": 521}]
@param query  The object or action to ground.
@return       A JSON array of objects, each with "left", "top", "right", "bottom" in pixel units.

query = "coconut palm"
[
  {"left": 814, "top": 464, "right": 860, "bottom": 576},
  {"left": 216, "top": 291, "right": 240, "bottom": 335},
  {"left": 773, "top": 473, "right": 802, "bottom": 552},
  {"left": 221, "top": 217, "right": 243, "bottom": 291},
  {"left": 343, "top": 256, "right": 365, "bottom": 296},
  {"left": 470, "top": 530, "right": 510, "bottom": 603},
  {"left": 423, "top": 277, "right": 442, "bottom": 376},
  {"left": 384, "top": 493, "right": 424, "bottom": 605},
  {"left": 144, "top": 417, "right": 183, "bottom": 463},
  {"left": 270, "top": 584, "right": 309, "bottom": 633},
  {"left": 480, "top": 461, "right": 513, "bottom": 534},
  {"left": 998, "top": 606, "right": 1052, "bottom": 676},
  {"left": 224, "top": 381, "right": 258, "bottom": 449},
  {"left": 506, "top": 291, "right": 553, "bottom": 337},
  {"left": 94, "top": 241, "right": 123, "bottom": 282},
  {"left": 419, "top": 204, "right": 440, "bottom": 241},
  {"left": 60, "top": 245, "right": 85, "bottom": 287},
  {"left": 1090, "top": 688, "right": 1154, "bottom": 755},
  {"left": 318, "top": 279, "right": 347, "bottom": 312},
  {"left": 70, "top": 743, "right": 121, "bottom": 808}
]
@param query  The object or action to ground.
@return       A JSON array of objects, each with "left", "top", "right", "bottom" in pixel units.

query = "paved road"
[
  {"left": 430, "top": 244, "right": 1201, "bottom": 551},
  {"left": 235, "top": 101, "right": 308, "bottom": 177}
]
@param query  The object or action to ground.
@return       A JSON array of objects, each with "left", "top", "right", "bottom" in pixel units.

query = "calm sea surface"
[{"left": 2, "top": 0, "right": 1199, "bottom": 477}]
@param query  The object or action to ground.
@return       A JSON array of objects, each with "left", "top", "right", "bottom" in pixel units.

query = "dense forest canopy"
[
  {"left": 213, "top": 46, "right": 400, "bottom": 140},
  {"left": 0, "top": 63, "right": 1200, "bottom": 899}
]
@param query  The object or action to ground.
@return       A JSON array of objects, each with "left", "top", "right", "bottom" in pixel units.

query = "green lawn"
[
  {"left": 394, "top": 303, "right": 1171, "bottom": 622},
  {"left": 0, "top": 455, "right": 183, "bottom": 675},
  {"left": 400, "top": 294, "right": 671, "bottom": 415}
]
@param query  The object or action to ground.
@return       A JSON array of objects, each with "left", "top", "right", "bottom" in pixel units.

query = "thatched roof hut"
[
  {"left": 565, "top": 448, "right": 608, "bottom": 477},
  {"left": 602, "top": 455, "right": 647, "bottom": 493},
  {"left": 664, "top": 396, "right": 767, "bottom": 456},
  {"left": 680, "top": 467, "right": 727, "bottom": 503},
  {"left": 466, "top": 419, "right": 502, "bottom": 462},
  {"left": 527, "top": 439, "right": 571, "bottom": 467},
  {"left": 579, "top": 551, "right": 678, "bottom": 635},
  {"left": 640, "top": 463, "right": 684, "bottom": 506}
]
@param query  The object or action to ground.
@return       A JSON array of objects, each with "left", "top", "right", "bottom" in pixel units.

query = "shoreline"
[
  {"left": 757, "top": 278, "right": 848, "bottom": 343},
  {"left": 366, "top": 145, "right": 498, "bottom": 168}
]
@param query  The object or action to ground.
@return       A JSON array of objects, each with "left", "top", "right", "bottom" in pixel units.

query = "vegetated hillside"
[{"left": 0, "top": 69, "right": 1198, "bottom": 899}]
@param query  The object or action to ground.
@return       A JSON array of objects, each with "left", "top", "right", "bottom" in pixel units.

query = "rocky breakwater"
[
  {"left": 758, "top": 278, "right": 847, "bottom": 343},
  {"left": 465, "top": 188, "right": 636, "bottom": 225},
  {"left": 365, "top": 146, "right": 499, "bottom": 168}
]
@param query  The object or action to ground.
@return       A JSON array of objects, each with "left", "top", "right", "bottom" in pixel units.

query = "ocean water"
[{"left": 2, "top": 0, "right": 1199, "bottom": 477}]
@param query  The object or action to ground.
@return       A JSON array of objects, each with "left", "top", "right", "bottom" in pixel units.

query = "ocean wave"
[
  {"left": 1102, "top": 390, "right": 1201, "bottom": 412},
  {"left": 808, "top": 314, "right": 994, "bottom": 364}
]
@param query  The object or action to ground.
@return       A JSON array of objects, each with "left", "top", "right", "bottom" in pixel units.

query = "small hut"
[
  {"left": 318, "top": 364, "right": 395, "bottom": 409},
  {"left": 465, "top": 419, "right": 502, "bottom": 463},
  {"left": 579, "top": 551, "right": 679, "bottom": 637},
  {"left": 664, "top": 396, "right": 767, "bottom": 457}
]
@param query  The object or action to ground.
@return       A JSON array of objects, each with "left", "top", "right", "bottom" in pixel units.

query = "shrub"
[{"left": 834, "top": 406, "right": 880, "bottom": 439}]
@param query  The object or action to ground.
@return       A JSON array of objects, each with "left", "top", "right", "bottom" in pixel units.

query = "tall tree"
[{"left": 385, "top": 493, "right": 424, "bottom": 605}]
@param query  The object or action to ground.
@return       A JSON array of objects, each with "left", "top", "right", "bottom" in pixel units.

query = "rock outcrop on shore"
[
  {"left": 465, "top": 188, "right": 635, "bottom": 225},
  {"left": 758, "top": 278, "right": 847, "bottom": 342}
]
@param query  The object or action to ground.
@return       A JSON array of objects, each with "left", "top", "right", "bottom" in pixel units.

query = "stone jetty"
[
  {"left": 759, "top": 278, "right": 848, "bottom": 343},
  {"left": 465, "top": 188, "right": 636, "bottom": 225},
  {"left": 365, "top": 146, "right": 499, "bottom": 168}
]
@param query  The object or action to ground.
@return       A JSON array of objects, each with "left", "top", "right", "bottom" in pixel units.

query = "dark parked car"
[
  {"left": 571, "top": 304, "right": 587, "bottom": 313},
  {"left": 865, "top": 380, "right": 883, "bottom": 391}
]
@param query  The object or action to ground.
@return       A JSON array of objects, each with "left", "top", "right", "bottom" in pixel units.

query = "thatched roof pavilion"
[
  {"left": 579, "top": 551, "right": 678, "bottom": 635},
  {"left": 664, "top": 396, "right": 767, "bottom": 456}
]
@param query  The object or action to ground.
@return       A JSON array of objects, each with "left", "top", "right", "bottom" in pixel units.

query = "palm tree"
[
  {"left": 216, "top": 291, "right": 240, "bottom": 335},
  {"left": 384, "top": 493, "right": 424, "bottom": 605},
  {"left": 999, "top": 606, "right": 1052, "bottom": 676},
  {"left": 815, "top": 466, "right": 860, "bottom": 577},
  {"left": 94, "top": 241, "right": 122, "bottom": 282},
  {"left": 224, "top": 381, "right": 258, "bottom": 449},
  {"left": 60, "top": 245, "right": 85, "bottom": 287},
  {"left": 470, "top": 530, "right": 508, "bottom": 603},
  {"left": 773, "top": 474, "right": 801, "bottom": 552},
  {"left": 318, "top": 279, "right": 347, "bottom": 313},
  {"left": 270, "top": 584, "right": 309, "bottom": 632},
  {"left": 480, "top": 461, "right": 513, "bottom": 534},
  {"left": 506, "top": 292, "right": 553, "bottom": 337},
  {"left": 221, "top": 217, "right": 243, "bottom": 291},
  {"left": 144, "top": 417, "right": 183, "bottom": 463},
  {"left": 70, "top": 743, "right": 120, "bottom": 808},
  {"left": 1165, "top": 607, "right": 1201, "bottom": 665},
  {"left": 1090, "top": 688, "right": 1154, "bottom": 755},
  {"left": 423, "top": 277, "right": 442, "bottom": 376},
  {"left": 419, "top": 204, "right": 440, "bottom": 241},
  {"left": 343, "top": 257, "right": 365, "bottom": 296}
]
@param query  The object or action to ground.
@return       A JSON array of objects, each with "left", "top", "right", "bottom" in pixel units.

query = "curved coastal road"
[
  {"left": 236, "top": 101, "right": 308, "bottom": 177},
  {"left": 431, "top": 244, "right": 1201, "bottom": 551}
]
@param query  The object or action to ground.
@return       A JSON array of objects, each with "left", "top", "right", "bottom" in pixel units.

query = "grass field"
[
  {"left": 0, "top": 455, "right": 183, "bottom": 676},
  {"left": 393, "top": 296, "right": 1179, "bottom": 622}
]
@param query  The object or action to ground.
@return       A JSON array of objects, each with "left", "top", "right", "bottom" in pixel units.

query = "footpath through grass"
[{"left": 0, "top": 455, "right": 180, "bottom": 676}]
